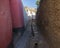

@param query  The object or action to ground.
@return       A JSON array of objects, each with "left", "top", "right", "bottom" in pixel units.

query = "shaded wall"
[{"left": 36, "top": 0, "right": 60, "bottom": 48}]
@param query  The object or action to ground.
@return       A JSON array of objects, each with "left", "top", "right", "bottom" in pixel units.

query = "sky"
[{"left": 22, "top": 0, "right": 37, "bottom": 8}]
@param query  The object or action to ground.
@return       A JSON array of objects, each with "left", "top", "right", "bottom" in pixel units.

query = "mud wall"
[{"left": 36, "top": 0, "right": 60, "bottom": 48}]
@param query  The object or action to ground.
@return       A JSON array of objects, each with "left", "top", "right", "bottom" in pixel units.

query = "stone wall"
[{"left": 36, "top": 0, "right": 60, "bottom": 48}]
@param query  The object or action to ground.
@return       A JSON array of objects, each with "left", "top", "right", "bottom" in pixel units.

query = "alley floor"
[{"left": 13, "top": 20, "right": 49, "bottom": 48}]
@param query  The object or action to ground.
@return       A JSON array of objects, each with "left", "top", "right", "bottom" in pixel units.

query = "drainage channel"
[{"left": 31, "top": 20, "right": 39, "bottom": 48}]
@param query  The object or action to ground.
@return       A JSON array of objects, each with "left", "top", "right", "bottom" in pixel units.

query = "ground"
[{"left": 13, "top": 20, "right": 49, "bottom": 48}]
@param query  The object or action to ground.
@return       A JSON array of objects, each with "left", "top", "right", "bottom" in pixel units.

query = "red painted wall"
[
  {"left": 10, "top": 0, "right": 24, "bottom": 28},
  {"left": 0, "top": 0, "right": 12, "bottom": 48}
]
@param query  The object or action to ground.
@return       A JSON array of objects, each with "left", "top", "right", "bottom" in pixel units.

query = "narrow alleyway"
[
  {"left": 13, "top": 20, "right": 49, "bottom": 48},
  {"left": 1, "top": 0, "right": 60, "bottom": 48}
]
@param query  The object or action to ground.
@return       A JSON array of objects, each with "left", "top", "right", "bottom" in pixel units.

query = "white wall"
[
  {"left": 32, "top": 12, "right": 36, "bottom": 19},
  {"left": 23, "top": 7, "right": 29, "bottom": 27}
]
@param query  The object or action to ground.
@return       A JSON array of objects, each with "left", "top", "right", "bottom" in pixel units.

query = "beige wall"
[{"left": 36, "top": 0, "right": 60, "bottom": 48}]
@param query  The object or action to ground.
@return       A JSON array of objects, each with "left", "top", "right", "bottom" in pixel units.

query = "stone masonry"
[{"left": 36, "top": 0, "right": 60, "bottom": 48}]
